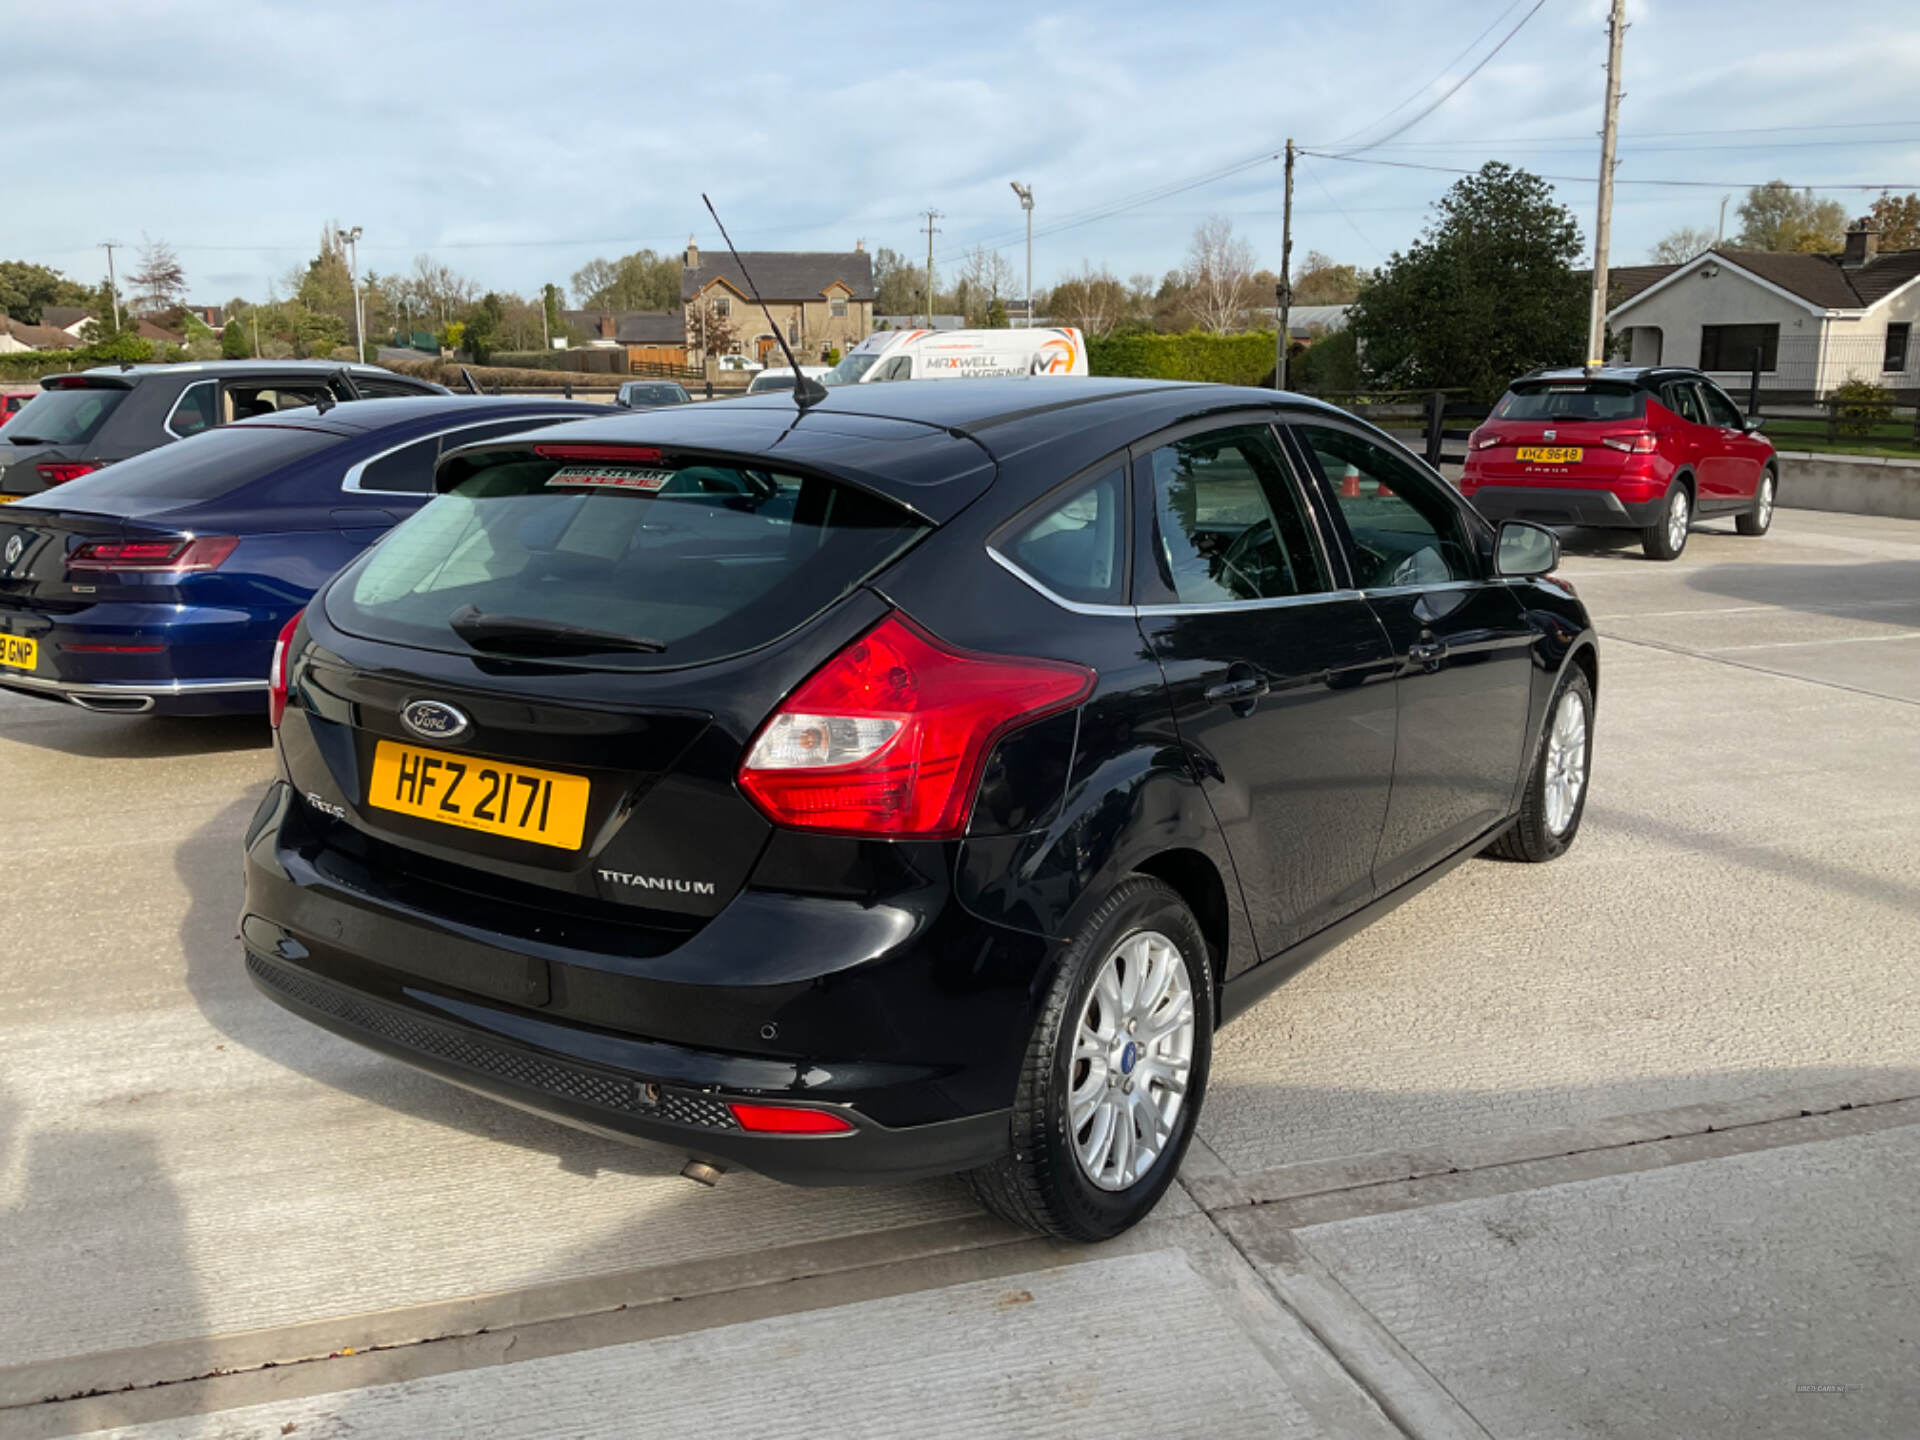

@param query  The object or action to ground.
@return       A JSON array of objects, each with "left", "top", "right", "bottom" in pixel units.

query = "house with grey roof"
[
  {"left": 679, "top": 240, "right": 874, "bottom": 364},
  {"left": 1607, "top": 222, "right": 1920, "bottom": 397}
]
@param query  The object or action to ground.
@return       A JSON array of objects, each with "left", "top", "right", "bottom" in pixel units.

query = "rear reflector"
[
  {"left": 738, "top": 613, "right": 1094, "bottom": 838},
  {"left": 727, "top": 1103, "right": 856, "bottom": 1135},
  {"left": 67, "top": 536, "right": 240, "bottom": 573},
  {"left": 533, "top": 444, "right": 666, "bottom": 464},
  {"left": 269, "top": 609, "right": 303, "bottom": 729},
  {"left": 59, "top": 643, "right": 165, "bottom": 654},
  {"left": 35, "top": 462, "right": 101, "bottom": 486}
]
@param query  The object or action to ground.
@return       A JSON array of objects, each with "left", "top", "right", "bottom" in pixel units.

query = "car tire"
[
  {"left": 1641, "top": 482, "right": 1691, "bottom": 561},
  {"left": 1736, "top": 465, "right": 1776, "bottom": 537},
  {"left": 1489, "top": 665, "right": 1594, "bottom": 864},
  {"left": 965, "top": 876, "right": 1213, "bottom": 1242}
]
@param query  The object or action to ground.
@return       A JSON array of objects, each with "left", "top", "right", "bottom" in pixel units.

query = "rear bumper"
[
  {"left": 0, "top": 601, "right": 278, "bottom": 714},
  {"left": 240, "top": 782, "right": 1037, "bottom": 1185},
  {"left": 1467, "top": 485, "right": 1666, "bottom": 529}
]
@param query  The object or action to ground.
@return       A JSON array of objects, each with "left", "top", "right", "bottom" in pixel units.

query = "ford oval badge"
[{"left": 401, "top": 699, "right": 470, "bottom": 743}]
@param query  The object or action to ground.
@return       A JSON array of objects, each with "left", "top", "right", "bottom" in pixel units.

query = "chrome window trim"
[
  {"left": 342, "top": 419, "right": 532, "bottom": 494},
  {"left": 986, "top": 547, "right": 1135, "bottom": 617},
  {"left": 1357, "top": 579, "right": 1483, "bottom": 600},
  {"left": 163, "top": 380, "right": 218, "bottom": 440},
  {"left": 989, "top": 547, "right": 1364, "bottom": 619}
]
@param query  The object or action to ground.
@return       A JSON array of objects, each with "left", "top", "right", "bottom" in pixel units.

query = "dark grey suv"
[{"left": 0, "top": 361, "right": 445, "bottom": 499}]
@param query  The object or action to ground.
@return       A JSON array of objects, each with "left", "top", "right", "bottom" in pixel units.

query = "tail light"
[
  {"left": 68, "top": 536, "right": 240, "bottom": 573},
  {"left": 738, "top": 614, "right": 1094, "bottom": 838},
  {"left": 35, "top": 462, "right": 100, "bottom": 486},
  {"left": 727, "top": 1103, "right": 856, "bottom": 1135},
  {"left": 269, "top": 609, "right": 304, "bottom": 729},
  {"left": 1601, "top": 433, "right": 1659, "bottom": 454}
]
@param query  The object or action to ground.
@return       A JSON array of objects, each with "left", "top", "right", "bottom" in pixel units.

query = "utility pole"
[
  {"left": 337, "top": 226, "right": 365, "bottom": 361},
  {"left": 1586, "top": 0, "right": 1628, "bottom": 368},
  {"left": 1716, "top": 194, "right": 1729, "bottom": 245},
  {"left": 99, "top": 241, "right": 122, "bottom": 334},
  {"left": 921, "top": 209, "right": 943, "bottom": 328},
  {"left": 1010, "top": 183, "right": 1034, "bottom": 327},
  {"left": 1277, "top": 140, "right": 1295, "bottom": 390}
]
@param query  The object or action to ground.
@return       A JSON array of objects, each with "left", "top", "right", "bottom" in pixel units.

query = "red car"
[
  {"left": 1459, "top": 366, "right": 1776, "bottom": 560},
  {"left": 0, "top": 389, "right": 35, "bottom": 432}
]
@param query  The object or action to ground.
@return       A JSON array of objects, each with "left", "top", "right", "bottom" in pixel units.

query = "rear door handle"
[
  {"left": 1408, "top": 640, "right": 1448, "bottom": 666},
  {"left": 1205, "top": 677, "right": 1269, "bottom": 704}
]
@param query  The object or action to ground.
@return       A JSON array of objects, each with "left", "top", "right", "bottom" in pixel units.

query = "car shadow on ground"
[
  {"left": 0, "top": 700, "right": 269, "bottom": 759},
  {"left": 1552, "top": 518, "right": 1753, "bottom": 563}
]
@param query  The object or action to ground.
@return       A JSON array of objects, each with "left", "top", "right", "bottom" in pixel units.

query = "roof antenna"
[{"left": 701, "top": 193, "right": 827, "bottom": 410}]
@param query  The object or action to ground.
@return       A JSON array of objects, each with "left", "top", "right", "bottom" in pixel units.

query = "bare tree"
[
  {"left": 1647, "top": 226, "right": 1717, "bottom": 265},
  {"left": 128, "top": 237, "right": 188, "bottom": 318},
  {"left": 1044, "top": 261, "right": 1128, "bottom": 338},
  {"left": 1183, "top": 215, "right": 1257, "bottom": 333},
  {"left": 955, "top": 245, "right": 1019, "bottom": 325}
]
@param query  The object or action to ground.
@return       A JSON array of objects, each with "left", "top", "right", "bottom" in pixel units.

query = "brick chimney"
[
  {"left": 1842, "top": 219, "right": 1880, "bottom": 267},
  {"left": 685, "top": 235, "right": 699, "bottom": 270},
  {"left": 598, "top": 313, "right": 615, "bottom": 340}
]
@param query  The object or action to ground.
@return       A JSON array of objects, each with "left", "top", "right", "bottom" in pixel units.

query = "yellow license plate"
[
  {"left": 0, "top": 634, "right": 37, "bottom": 670},
  {"left": 0, "top": 495, "right": 19, "bottom": 504},
  {"left": 368, "top": 739, "right": 590, "bottom": 850},
  {"left": 1516, "top": 446, "right": 1583, "bottom": 464}
]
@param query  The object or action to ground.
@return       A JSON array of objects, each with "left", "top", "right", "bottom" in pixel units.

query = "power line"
[
  {"left": 1317, "top": 0, "right": 1532, "bottom": 153},
  {"left": 1326, "top": 0, "right": 1552, "bottom": 157},
  {"left": 1301, "top": 149, "right": 1920, "bottom": 191}
]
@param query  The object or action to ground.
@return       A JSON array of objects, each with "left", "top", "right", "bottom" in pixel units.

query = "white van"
[{"left": 823, "top": 327, "right": 1088, "bottom": 385}]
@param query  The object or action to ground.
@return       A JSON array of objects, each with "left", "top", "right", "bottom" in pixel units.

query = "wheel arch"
[{"left": 1131, "top": 847, "right": 1232, "bottom": 1005}]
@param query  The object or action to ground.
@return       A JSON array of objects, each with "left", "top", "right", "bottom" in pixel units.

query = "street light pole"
[
  {"left": 1277, "top": 139, "right": 1295, "bottom": 390},
  {"left": 1010, "top": 182, "right": 1034, "bottom": 328},
  {"left": 337, "top": 225, "right": 365, "bottom": 361},
  {"left": 1586, "top": 0, "right": 1628, "bottom": 367}
]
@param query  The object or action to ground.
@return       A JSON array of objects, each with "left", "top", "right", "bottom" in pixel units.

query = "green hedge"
[{"left": 1087, "top": 330, "right": 1278, "bottom": 386}]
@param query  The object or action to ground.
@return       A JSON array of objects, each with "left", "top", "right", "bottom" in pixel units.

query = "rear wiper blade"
[
  {"left": 4, "top": 436, "right": 49, "bottom": 445},
  {"left": 448, "top": 603, "right": 665, "bottom": 655}
]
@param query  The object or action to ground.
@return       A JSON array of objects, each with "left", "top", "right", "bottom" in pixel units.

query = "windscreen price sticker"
[{"left": 546, "top": 466, "right": 676, "bottom": 492}]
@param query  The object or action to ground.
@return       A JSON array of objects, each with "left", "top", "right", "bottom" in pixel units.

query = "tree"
[
  {"left": 954, "top": 245, "right": 1017, "bottom": 325},
  {"left": 985, "top": 297, "right": 1009, "bottom": 328},
  {"left": 686, "top": 295, "right": 739, "bottom": 361},
  {"left": 128, "top": 239, "right": 187, "bottom": 318},
  {"left": 1867, "top": 192, "right": 1920, "bottom": 251},
  {"left": 571, "top": 249, "right": 680, "bottom": 311},
  {"left": 0, "top": 261, "right": 90, "bottom": 325},
  {"left": 1043, "top": 262, "right": 1129, "bottom": 338},
  {"left": 1735, "top": 182, "right": 1847, "bottom": 253},
  {"left": 872, "top": 247, "right": 921, "bottom": 316},
  {"left": 1349, "top": 161, "right": 1586, "bottom": 402},
  {"left": 1648, "top": 226, "right": 1717, "bottom": 265},
  {"left": 1182, "top": 215, "right": 1257, "bottom": 333},
  {"left": 221, "top": 312, "right": 254, "bottom": 358},
  {"left": 543, "top": 283, "right": 563, "bottom": 345},
  {"left": 460, "top": 293, "right": 505, "bottom": 364},
  {"left": 1291, "top": 251, "right": 1368, "bottom": 306}
]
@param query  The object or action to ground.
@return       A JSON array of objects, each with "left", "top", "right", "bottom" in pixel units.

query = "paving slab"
[
  {"left": 56, "top": 1249, "right": 1382, "bottom": 1440},
  {"left": 1232, "top": 1122, "right": 1920, "bottom": 1440}
]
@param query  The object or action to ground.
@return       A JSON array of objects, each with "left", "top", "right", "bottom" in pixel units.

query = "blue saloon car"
[{"left": 0, "top": 396, "right": 605, "bottom": 715}]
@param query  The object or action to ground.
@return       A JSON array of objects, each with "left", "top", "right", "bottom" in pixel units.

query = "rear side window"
[
  {"left": 997, "top": 467, "right": 1126, "bottom": 605},
  {"left": 349, "top": 420, "right": 559, "bottom": 495},
  {"left": 47, "top": 424, "right": 339, "bottom": 503},
  {"left": 1495, "top": 384, "right": 1643, "bottom": 421},
  {"left": 166, "top": 381, "right": 219, "bottom": 438},
  {"left": 329, "top": 454, "right": 926, "bottom": 671},
  {"left": 5, "top": 387, "right": 127, "bottom": 446},
  {"left": 354, "top": 377, "right": 432, "bottom": 399}
]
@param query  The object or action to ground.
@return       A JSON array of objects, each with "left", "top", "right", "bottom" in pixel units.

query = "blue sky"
[{"left": 8, "top": 0, "right": 1919, "bottom": 305}]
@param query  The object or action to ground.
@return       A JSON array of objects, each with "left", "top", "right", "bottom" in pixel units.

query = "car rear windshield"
[
  {"left": 824, "top": 352, "right": 882, "bottom": 385},
  {"left": 1495, "top": 383, "right": 1644, "bottom": 421},
  {"left": 47, "top": 423, "right": 342, "bottom": 504},
  {"left": 326, "top": 452, "right": 927, "bottom": 671},
  {"left": 4, "top": 387, "right": 128, "bottom": 447}
]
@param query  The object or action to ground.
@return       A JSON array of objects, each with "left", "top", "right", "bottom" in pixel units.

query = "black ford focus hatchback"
[{"left": 244, "top": 377, "right": 1597, "bottom": 1240}]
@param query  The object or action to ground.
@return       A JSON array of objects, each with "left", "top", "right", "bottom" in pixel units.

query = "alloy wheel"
[
  {"left": 1667, "top": 490, "right": 1690, "bottom": 553},
  {"left": 1758, "top": 474, "right": 1774, "bottom": 529},
  {"left": 1069, "top": 929, "right": 1196, "bottom": 1191},
  {"left": 1543, "top": 689, "right": 1589, "bottom": 837}
]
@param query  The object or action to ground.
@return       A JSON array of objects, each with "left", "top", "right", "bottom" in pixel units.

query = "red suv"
[
  {"left": 0, "top": 389, "right": 34, "bottom": 432},
  {"left": 1459, "top": 366, "right": 1776, "bottom": 560}
]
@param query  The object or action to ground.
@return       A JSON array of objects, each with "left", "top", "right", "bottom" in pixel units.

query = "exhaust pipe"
[
  {"left": 680, "top": 1159, "right": 726, "bottom": 1187},
  {"left": 67, "top": 692, "right": 156, "bottom": 714}
]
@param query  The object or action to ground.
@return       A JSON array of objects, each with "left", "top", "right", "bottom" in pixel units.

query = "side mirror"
[
  {"left": 1742, "top": 414, "right": 1765, "bottom": 433},
  {"left": 1495, "top": 520, "right": 1559, "bottom": 578}
]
